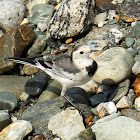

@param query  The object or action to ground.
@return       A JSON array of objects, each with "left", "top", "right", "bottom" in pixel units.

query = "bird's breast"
[{"left": 86, "top": 61, "right": 97, "bottom": 77}]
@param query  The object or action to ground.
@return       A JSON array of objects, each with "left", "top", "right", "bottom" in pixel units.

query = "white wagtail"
[{"left": 5, "top": 45, "right": 97, "bottom": 108}]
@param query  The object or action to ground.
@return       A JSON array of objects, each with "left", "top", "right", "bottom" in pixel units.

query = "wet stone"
[
  {"left": 0, "top": 91, "right": 18, "bottom": 112},
  {"left": 117, "top": 3, "right": 140, "bottom": 22},
  {"left": 25, "top": 70, "right": 50, "bottom": 96},
  {"left": 48, "top": 0, "right": 94, "bottom": 39},
  {"left": 89, "top": 93, "right": 107, "bottom": 107}
]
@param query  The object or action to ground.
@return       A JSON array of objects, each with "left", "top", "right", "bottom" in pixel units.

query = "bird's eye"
[{"left": 80, "top": 51, "right": 84, "bottom": 54}]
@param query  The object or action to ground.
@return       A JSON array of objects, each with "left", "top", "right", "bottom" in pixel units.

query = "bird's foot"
[{"left": 63, "top": 95, "right": 84, "bottom": 115}]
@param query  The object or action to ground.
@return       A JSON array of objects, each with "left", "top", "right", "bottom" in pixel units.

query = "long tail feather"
[{"left": 5, "top": 57, "right": 37, "bottom": 66}]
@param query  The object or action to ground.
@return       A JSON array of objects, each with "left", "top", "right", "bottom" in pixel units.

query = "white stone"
[
  {"left": 94, "top": 12, "right": 107, "bottom": 27},
  {"left": 116, "top": 96, "right": 132, "bottom": 109},
  {"left": 37, "top": 22, "right": 48, "bottom": 32},
  {"left": 93, "top": 47, "right": 134, "bottom": 85},
  {"left": 79, "top": 79, "right": 98, "bottom": 93},
  {"left": 134, "top": 96, "right": 140, "bottom": 111},
  {"left": 132, "top": 61, "right": 140, "bottom": 75},
  {"left": 92, "top": 116, "right": 140, "bottom": 140},
  {"left": 110, "top": 28, "right": 123, "bottom": 43},
  {"left": 96, "top": 101, "right": 117, "bottom": 114},
  {"left": 21, "top": 18, "right": 30, "bottom": 25},
  {"left": 107, "top": 10, "right": 117, "bottom": 21},
  {"left": 0, "top": 120, "right": 32, "bottom": 140},
  {"left": 0, "top": 0, "right": 25, "bottom": 31},
  {"left": 48, "top": 108, "right": 85, "bottom": 140},
  {"left": 19, "top": 92, "right": 30, "bottom": 102},
  {"left": 96, "top": 85, "right": 110, "bottom": 93}
]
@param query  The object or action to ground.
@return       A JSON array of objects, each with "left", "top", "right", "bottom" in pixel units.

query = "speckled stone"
[
  {"left": 48, "top": 0, "right": 94, "bottom": 39},
  {"left": 0, "top": 0, "right": 25, "bottom": 31}
]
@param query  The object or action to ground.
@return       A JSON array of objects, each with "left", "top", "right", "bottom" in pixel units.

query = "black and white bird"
[{"left": 5, "top": 45, "right": 97, "bottom": 107}]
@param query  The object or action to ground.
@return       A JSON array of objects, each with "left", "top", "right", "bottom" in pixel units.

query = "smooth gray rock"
[
  {"left": 92, "top": 116, "right": 140, "bottom": 140},
  {"left": 89, "top": 93, "right": 107, "bottom": 107},
  {"left": 0, "top": 0, "right": 25, "bottom": 31},
  {"left": 0, "top": 110, "right": 11, "bottom": 131},
  {"left": 25, "top": 70, "right": 50, "bottom": 96},
  {"left": 0, "top": 75, "right": 30, "bottom": 98},
  {"left": 0, "top": 92, "right": 18, "bottom": 111},
  {"left": 37, "top": 79, "right": 61, "bottom": 103},
  {"left": 121, "top": 109, "right": 140, "bottom": 122},
  {"left": 129, "top": 21, "right": 140, "bottom": 39},
  {"left": 108, "top": 79, "right": 130, "bottom": 102},
  {"left": 93, "top": 47, "right": 134, "bottom": 85},
  {"left": 27, "top": 38, "right": 47, "bottom": 56},
  {"left": 48, "top": 0, "right": 94, "bottom": 39}
]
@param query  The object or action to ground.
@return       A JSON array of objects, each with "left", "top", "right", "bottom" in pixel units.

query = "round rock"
[
  {"left": 0, "top": 0, "right": 25, "bottom": 31},
  {"left": 0, "top": 92, "right": 18, "bottom": 112},
  {"left": 93, "top": 47, "right": 134, "bottom": 85}
]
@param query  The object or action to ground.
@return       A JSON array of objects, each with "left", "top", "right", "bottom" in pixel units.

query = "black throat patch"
[{"left": 86, "top": 61, "right": 97, "bottom": 77}]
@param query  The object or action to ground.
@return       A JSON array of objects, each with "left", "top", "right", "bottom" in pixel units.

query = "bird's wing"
[{"left": 52, "top": 54, "right": 80, "bottom": 79}]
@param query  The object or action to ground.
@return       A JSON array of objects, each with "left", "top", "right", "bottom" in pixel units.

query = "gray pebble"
[
  {"left": 25, "top": 70, "right": 50, "bottom": 96},
  {"left": 37, "top": 79, "right": 62, "bottom": 103},
  {"left": 89, "top": 93, "right": 107, "bottom": 107},
  {"left": 0, "top": 110, "right": 11, "bottom": 131},
  {"left": 125, "top": 37, "right": 135, "bottom": 47},
  {"left": 108, "top": 79, "right": 130, "bottom": 103},
  {"left": 0, "top": 92, "right": 18, "bottom": 112}
]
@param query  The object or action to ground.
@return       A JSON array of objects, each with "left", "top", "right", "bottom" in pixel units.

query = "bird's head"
[{"left": 71, "top": 45, "right": 95, "bottom": 60}]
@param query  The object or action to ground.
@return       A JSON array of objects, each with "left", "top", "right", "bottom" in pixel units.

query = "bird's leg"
[{"left": 61, "top": 88, "right": 81, "bottom": 112}]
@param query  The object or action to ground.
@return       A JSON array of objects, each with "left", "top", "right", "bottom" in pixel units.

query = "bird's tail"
[{"left": 5, "top": 57, "right": 49, "bottom": 71}]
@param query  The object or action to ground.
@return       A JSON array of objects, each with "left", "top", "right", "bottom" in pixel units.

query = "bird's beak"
[{"left": 90, "top": 49, "right": 99, "bottom": 53}]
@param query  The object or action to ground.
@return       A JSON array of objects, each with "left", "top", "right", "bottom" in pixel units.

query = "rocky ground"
[{"left": 0, "top": 0, "right": 140, "bottom": 140}]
